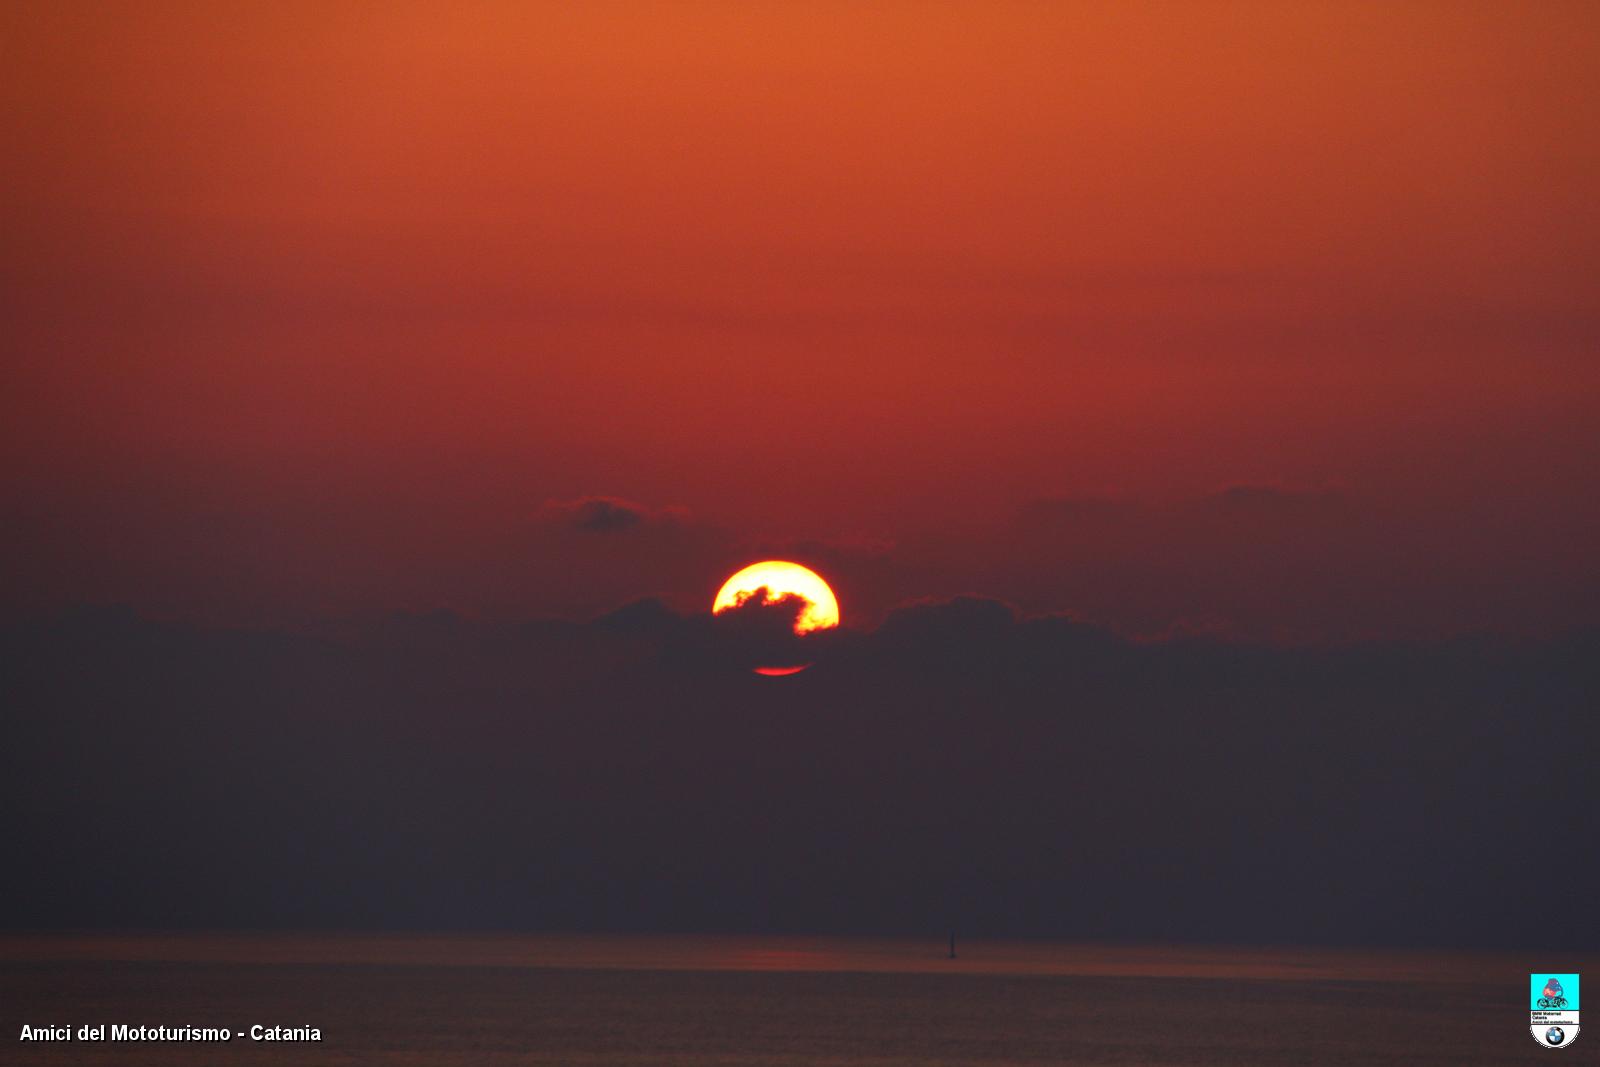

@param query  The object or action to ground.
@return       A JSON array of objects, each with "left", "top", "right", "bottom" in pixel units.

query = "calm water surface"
[{"left": 1, "top": 935, "right": 1577, "bottom": 1065}]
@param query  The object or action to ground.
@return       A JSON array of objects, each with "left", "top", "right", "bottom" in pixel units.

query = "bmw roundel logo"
[{"left": 1547, "top": 1027, "right": 1566, "bottom": 1046}]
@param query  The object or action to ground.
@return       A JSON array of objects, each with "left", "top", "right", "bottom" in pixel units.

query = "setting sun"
[
  {"left": 713, "top": 561, "right": 840, "bottom": 634},
  {"left": 713, "top": 561, "right": 840, "bottom": 676}
]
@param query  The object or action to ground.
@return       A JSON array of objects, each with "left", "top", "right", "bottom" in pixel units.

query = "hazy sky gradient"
[{"left": 4, "top": 2, "right": 1597, "bottom": 637}]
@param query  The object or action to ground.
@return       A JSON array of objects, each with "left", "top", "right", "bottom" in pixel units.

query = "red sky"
[{"left": 3, "top": 2, "right": 1597, "bottom": 639}]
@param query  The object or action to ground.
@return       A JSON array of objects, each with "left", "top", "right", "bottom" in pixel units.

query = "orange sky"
[{"left": 3, "top": 2, "right": 1597, "bottom": 636}]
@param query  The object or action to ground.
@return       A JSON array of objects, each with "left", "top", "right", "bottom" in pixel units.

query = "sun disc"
[{"left": 713, "top": 560, "right": 840, "bottom": 635}]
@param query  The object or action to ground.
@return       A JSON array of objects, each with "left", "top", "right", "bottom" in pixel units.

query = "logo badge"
[{"left": 1531, "top": 973, "right": 1580, "bottom": 1049}]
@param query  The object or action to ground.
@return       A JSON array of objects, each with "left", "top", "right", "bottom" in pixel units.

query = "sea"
[{"left": 1, "top": 934, "right": 1582, "bottom": 1065}]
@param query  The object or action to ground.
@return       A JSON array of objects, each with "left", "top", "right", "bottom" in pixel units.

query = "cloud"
[
  {"left": 708, "top": 586, "right": 820, "bottom": 671},
  {"left": 717, "top": 585, "right": 813, "bottom": 622},
  {"left": 539, "top": 496, "right": 690, "bottom": 533},
  {"left": 877, "top": 595, "right": 1016, "bottom": 644},
  {"left": 990, "top": 487, "right": 1377, "bottom": 640}
]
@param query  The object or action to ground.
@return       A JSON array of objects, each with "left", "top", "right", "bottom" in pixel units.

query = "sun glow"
[{"left": 712, "top": 561, "right": 840, "bottom": 634}]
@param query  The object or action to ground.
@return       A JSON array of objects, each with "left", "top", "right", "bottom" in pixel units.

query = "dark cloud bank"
[{"left": 3, "top": 600, "right": 1595, "bottom": 949}]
